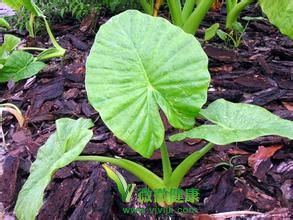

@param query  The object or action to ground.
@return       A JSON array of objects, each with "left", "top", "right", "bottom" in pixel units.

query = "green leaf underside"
[
  {"left": 0, "top": 51, "right": 45, "bottom": 82},
  {"left": 258, "top": 0, "right": 293, "bottom": 39},
  {"left": 170, "top": 99, "right": 293, "bottom": 144},
  {"left": 86, "top": 10, "right": 210, "bottom": 158},
  {"left": 15, "top": 118, "right": 93, "bottom": 220}
]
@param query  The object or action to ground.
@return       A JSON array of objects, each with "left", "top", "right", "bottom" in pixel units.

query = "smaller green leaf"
[
  {"left": 0, "top": 51, "right": 45, "bottom": 82},
  {"left": 0, "top": 34, "right": 21, "bottom": 60},
  {"left": 15, "top": 118, "right": 93, "bottom": 220},
  {"left": 204, "top": 23, "right": 220, "bottom": 41},
  {"left": 216, "top": 29, "right": 228, "bottom": 41},
  {"left": 232, "top": 22, "right": 244, "bottom": 33},
  {"left": 170, "top": 99, "right": 293, "bottom": 144}
]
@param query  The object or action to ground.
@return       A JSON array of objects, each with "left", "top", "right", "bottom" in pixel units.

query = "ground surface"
[{"left": 0, "top": 5, "right": 292, "bottom": 220}]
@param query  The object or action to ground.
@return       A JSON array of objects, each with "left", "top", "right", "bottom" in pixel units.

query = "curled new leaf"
[
  {"left": 170, "top": 99, "right": 293, "bottom": 144},
  {"left": 86, "top": 10, "right": 210, "bottom": 158},
  {"left": 15, "top": 118, "right": 93, "bottom": 220}
]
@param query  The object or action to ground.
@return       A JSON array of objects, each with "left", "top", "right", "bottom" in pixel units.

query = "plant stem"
[
  {"left": 226, "top": 0, "right": 237, "bottom": 14},
  {"left": 153, "top": 0, "right": 163, "bottom": 16},
  {"left": 169, "top": 142, "right": 214, "bottom": 188},
  {"left": 20, "top": 47, "right": 46, "bottom": 52},
  {"left": 183, "top": 0, "right": 214, "bottom": 35},
  {"left": 28, "top": 14, "right": 36, "bottom": 38},
  {"left": 160, "top": 141, "right": 172, "bottom": 184},
  {"left": 225, "top": 0, "right": 255, "bottom": 29},
  {"left": 140, "top": 0, "right": 154, "bottom": 15},
  {"left": 42, "top": 17, "right": 64, "bottom": 51},
  {"left": 76, "top": 155, "right": 165, "bottom": 190},
  {"left": 182, "top": 0, "right": 195, "bottom": 22},
  {"left": 167, "top": 0, "right": 183, "bottom": 26}
]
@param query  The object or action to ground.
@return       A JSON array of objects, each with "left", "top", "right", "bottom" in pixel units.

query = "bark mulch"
[{"left": 0, "top": 5, "right": 292, "bottom": 220}]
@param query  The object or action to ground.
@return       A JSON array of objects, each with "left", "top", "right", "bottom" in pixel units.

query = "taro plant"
[
  {"left": 2, "top": 0, "right": 66, "bottom": 61},
  {"left": 15, "top": 10, "right": 293, "bottom": 220},
  {"left": 139, "top": 0, "right": 293, "bottom": 39},
  {"left": 0, "top": 34, "right": 46, "bottom": 82},
  {"left": 204, "top": 21, "right": 249, "bottom": 48}
]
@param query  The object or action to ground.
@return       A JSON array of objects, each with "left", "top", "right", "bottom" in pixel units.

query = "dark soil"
[{"left": 0, "top": 5, "right": 292, "bottom": 220}]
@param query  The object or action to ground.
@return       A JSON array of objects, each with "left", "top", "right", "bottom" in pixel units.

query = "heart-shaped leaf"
[
  {"left": 86, "top": 10, "right": 210, "bottom": 158},
  {"left": 170, "top": 99, "right": 293, "bottom": 144},
  {"left": 258, "top": 0, "right": 293, "bottom": 39},
  {"left": 0, "top": 51, "right": 45, "bottom": 82},
  {"left": 15, "top": 118, "right": 93, "bottom": 220}
]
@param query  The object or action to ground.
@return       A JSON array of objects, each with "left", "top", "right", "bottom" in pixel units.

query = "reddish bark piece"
[
  {"left": 209, "top": 64, "right": 233, "bottom": 73},
  {"left": 248, "top": 145, "right": 282, "bottom": 168},
  {"left": 227, "top": 148, "right": 250, "bottom": 155},
  {"left": 282, "top": 102, "right": 293, "bottom": 111},
  {"left": 248, "top": 145, "right": 282, "bottom": 180}
]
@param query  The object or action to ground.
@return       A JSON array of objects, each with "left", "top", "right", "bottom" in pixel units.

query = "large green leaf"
[
  {"left": 86, "top": 10, "right": 210, "bottom": 158},
  {"left": 0, "top": 51, "right": 45, "bottom": 82},
  {"left": 15, "top": 118, "right": 93, "bottom": 220},
  {"left": 170, "top": 99, "right": 293, "bottom": 144},
  {"left": 258, "top": 0, "right": 293, "bottom": 39}
]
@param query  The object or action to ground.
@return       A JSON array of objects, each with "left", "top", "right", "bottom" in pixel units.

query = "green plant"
[
  {"left": 140, "top": 0, "right": 214, "bottom": 34},
  {"left": 205, "top": 21, "right": 249, "bottom": 48},
  {"left": 139, "top": 0, "right": 293, "bottom": 39},
  {"left": 0, "top": 34, "right": 46, "bottom": 82},
  {"left": 15, "top": 11, "right": 293, "bottom": 219},
  {"left": 23, "top": 0, "right": 140, "bottom": 22},
  {"left": 2, "top": 0, "right": 66, "bottom": 61}
]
